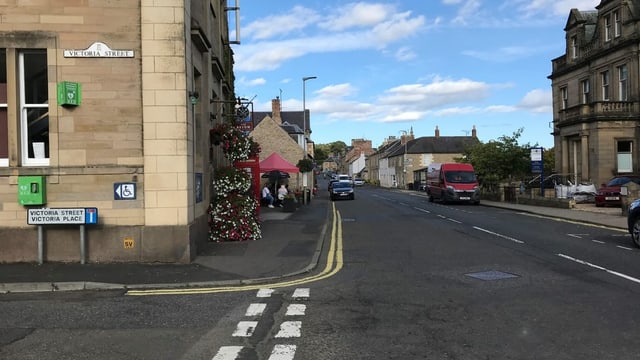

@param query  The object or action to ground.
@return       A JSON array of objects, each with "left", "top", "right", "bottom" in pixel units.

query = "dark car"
[
  {"left": 627, "top": 198, "right": 640, "bottom": 248},
  {"left": 330, "top": 181, "right": 355, "bottom": 201},
  {"left": 328, "top": 179, "right": 339, "bottom": 191},
  {"left": 595, "top": 176, "right": 640, "bottom": 207}
]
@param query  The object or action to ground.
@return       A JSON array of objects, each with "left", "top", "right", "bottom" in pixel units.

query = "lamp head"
[{"left": 303, "top": 76, "right": 317, "bottom": 81}]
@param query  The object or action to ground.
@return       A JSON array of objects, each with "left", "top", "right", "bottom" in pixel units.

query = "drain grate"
[
  {"left": 342, "top": 218, "right": 356, "bottom": 222},
  {"left": 465, "top": 270, "right": 519, "bottom": 281}
]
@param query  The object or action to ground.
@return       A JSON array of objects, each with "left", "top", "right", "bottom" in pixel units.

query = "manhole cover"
[{"left": 465, "top": 270, "right": 519, "bottom": 281}]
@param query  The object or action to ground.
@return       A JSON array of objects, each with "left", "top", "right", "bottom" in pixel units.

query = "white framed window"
[
  {"left": 617, "top": 140, "right": 633, "bottom": 173},
  {"left": 601, "top": 70, "right": 610, "bottom": 101},
  {"left": 561, "top": 86, "right": 568, "bottom": 110},
  {"left": 19, "top": 49, "right": 49, "bottom": 166},
  {"left": 614, "top": 10, "right": 621, "bottom": 38},
  {"left": 0, "top": 48, "right": 7, "bottom": 167},
  {"left": 571, "top": 36, "right": 578, "bottom": 59},
  {"left": 618, "top": 64, "right": 628, "bottom": 101},
  {"left": 604, "top": 14, "right": 612, "bottom": 41},
  {"left": 581, "top": 79, "right": 590, "bottom": 104}
]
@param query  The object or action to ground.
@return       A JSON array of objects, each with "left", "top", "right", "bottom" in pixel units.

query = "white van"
[{"left": 338, "top": 174, "right": 353, "bottom": 184}]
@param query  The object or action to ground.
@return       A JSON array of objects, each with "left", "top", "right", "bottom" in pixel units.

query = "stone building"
[
  {"left": 0, "top": 1, "right": 237, "bottom": 263},
  {"left": 549, "top": 0, "right": 640, "bottom": 186}
]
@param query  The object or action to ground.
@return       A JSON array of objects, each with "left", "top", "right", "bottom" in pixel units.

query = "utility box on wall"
[
  {"left": 57, "top": 81, "right": 82, "bottom": 106},
  {"left": 18, "top": 176, "right": 47, "bottom": 205}
]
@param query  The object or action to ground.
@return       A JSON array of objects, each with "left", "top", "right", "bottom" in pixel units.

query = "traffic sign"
[{"left": 28, "top": 207, "right": 99, "bottom": 225}]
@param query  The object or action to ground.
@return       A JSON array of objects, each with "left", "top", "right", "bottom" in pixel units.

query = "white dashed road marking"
[
  {"left": 211, "top": 288, "right": 307, "bottom": 359},
  {"left": 268, "top": 344, "right": 297, "bottom": 360},
  {"left": 292, "top": 287, "right": 310, "bottom": 299},
  {"left": 232, "top": 321, "right": 258, "bottom": 337},
  {"left": 275, "top": 321, "right": 302, "bottom": 338},
  {"left": 285, "top": 304, "right": 306, "bottom": 316},
  {"left": 212, "top": 346, "right": 243, "bottom": 360}
]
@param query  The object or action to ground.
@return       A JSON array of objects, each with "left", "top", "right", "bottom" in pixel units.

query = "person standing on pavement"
[{"left": 262, "top": 183, "right": 275, "bottom": 208}]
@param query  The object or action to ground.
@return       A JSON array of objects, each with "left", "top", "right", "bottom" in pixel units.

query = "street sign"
[
  {"left": 28, "top": 207, "right": 98, "bottom": 225},
  {"left": 114, "top": 182, "right": 136, "bottom": 200}
]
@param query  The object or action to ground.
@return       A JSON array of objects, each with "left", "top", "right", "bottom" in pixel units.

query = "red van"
[{"left": 426, "top": 163, "right": 480, "bottom": 204}]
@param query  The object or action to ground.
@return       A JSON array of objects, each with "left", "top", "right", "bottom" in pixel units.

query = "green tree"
[
  {"left": 328, "top": 141, "right": 348, "bottom": 156},
  {"left": 314, "top": 146, "right": 328, "bottom": 163},
  {"left": 458, "top": 128, "right": 532, "bottom": 190}
]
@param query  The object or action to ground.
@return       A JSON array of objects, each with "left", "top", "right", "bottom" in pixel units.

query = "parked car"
[
  {"left": 328, "top": 179, "right": 339, "bottom": 191},
  {"left": 330, "top": 181, "right": 355, "bottom": 201},
  {"left": 337, "top": 174, "right": 353, "bottom": 184},
  {"left": 627, "top": 198, "right": 640, "bottom": 248},
  {"left": 353, "top": 178, "right": 365, "bottom": 186},
  {"left": 595, "top": 175, "right": 640, "bottom": 207}
]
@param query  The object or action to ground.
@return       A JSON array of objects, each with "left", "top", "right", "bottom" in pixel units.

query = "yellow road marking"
[{"left": 126, "top": 203, "right": 344, "bottom": 296}]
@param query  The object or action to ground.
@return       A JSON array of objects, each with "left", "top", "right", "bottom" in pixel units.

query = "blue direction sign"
[
  {"left": 85, "top": 207, "right": 98, "bottom": 224},
  {"left": 114, "top": 182, "right": 136, "bottom": 200}
]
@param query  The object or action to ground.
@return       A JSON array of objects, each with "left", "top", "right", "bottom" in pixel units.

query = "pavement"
[{"left": 0, "top": 189, "right": 631, "bottom": 294}]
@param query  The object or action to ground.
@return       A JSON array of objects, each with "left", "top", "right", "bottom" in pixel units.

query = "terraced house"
[
  {"left": 0, "top": 1, "right": 238, "bottom": 263},
  {"left": 549, "top": 0, "right": 640, "bottom": 186}
]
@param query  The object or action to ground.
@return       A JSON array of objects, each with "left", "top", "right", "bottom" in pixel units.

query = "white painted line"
[
  {"left": 437, "top": 215, "right": 446, "bottom": 219},
  {"left": 233, "top": 321, "right": 258, "bottom": 337},
  {"left": 257, "top": 289, "right": 274, "bottom": 298},
  {"left": 592, "top": 240, "right": 605, "bottom": 244},
  {"left": 399, "top": 202, "right": 408, "bottom": 206},
  {"left": 473, "top": 226, "right": 525, "bottom": 244},
  {"left": 567, "top": 233, "right": 589, "bottom": 238},
  {"left": 292, "top": 288, "right": 310, "bottom": 299},
  {"left": 245, "top": 303, "right": 267, "bottom": 317},
  {"left": 212, "top": 346, "right": 243, "bottom": 360},
  {"left": 413, "top": 207, "right": 430, "bottom": 213},
  {"left": 268, "top": 344, "right": 297, "bottom": 360},
  {"left": 447, "top": 218, "right": 462, "bottom": 224},
  {"left": 275, "top": 321, "right": 302, "bottom": 338},
  {"left": 617, "top": 245, "right": 634, "bottom": 251},
  {"left": 286, "top": 304, "right": 306, "bottom": 316},
  {"left": 557, "top": 253, "right": 640, "bottom": 285}
]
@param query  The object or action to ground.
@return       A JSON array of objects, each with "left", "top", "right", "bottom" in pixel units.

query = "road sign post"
[{"left": 27, "top": 207, "right": 99, "bottom": 264}]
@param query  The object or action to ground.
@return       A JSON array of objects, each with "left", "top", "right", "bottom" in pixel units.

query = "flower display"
[
  {"left": 208, "top": 194, "right": 261, "bottom": 242},
  {"left": 208, "top": 120, "right": 262, "bottom": 242},
  {"left": 213, "top": 166, "right": 251, "bottom": 194}
]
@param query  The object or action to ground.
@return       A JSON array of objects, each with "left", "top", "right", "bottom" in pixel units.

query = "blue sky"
[{"left": 231, "top": 0, "right": 601, "bottom": 150}]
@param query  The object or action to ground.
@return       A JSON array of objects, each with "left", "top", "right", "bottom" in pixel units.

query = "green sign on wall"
[{"left": 57, "top": 81, "right": 82, "bottom": 106}]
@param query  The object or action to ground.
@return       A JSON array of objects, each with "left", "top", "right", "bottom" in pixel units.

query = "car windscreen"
[
  {"left": 444, "top": 171, "right": 476, "bottom": 183},
  {"left": 332, "top": 182, "right": 352, "bottom": 189}
]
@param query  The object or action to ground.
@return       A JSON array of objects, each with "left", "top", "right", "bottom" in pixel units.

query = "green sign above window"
[{"left": 57, "top": 81, "right": 82, "bottom": 106}]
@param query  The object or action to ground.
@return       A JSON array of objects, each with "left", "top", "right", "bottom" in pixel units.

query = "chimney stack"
[
  {"left": 271, "top": 97, "right": 282, "bottom": 124},
  {"left": 472, "top": 125, "right": 477, "bottom": 138},
  {"left": 435, "top": 126, "right": 440, "bottom": 138}
]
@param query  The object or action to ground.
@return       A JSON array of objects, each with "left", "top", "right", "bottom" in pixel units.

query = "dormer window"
[
  {"left": 614, "top": 10, "right": 621, "bottom": 37},
  {"left": 561, "top": 86, "right": 568, "bottom": 110},
  {"left": 604, "top": 14, "right": 612, "bottom": 41},
  {"left": 571, "top": 36, "right": 578, "bottom": 59}
]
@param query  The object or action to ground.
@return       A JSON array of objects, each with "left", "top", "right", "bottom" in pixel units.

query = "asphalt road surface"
[{"left": 2, "top": 182, "right": 640, "bottom": 360}]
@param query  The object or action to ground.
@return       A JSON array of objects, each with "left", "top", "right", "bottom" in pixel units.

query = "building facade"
[
  {"left": 549, "top": 0, "right": 640, "bottom": 186},
  {"left": 0, "top": 1, "right": 236, "bottom": 263}
]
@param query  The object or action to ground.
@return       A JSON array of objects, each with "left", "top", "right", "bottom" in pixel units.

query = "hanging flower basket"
[{"left": 213, "top": 166, "right": 251, "bottom": 194}]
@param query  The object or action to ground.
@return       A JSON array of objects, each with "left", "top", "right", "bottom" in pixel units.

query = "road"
[{"left": 2, "top": 183, "right": 640, "bottom": 359}]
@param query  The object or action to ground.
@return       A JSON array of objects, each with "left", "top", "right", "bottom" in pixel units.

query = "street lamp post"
[
  {"left": 302, "top": 76, "right": 317, "bottom": 204},
  {"left": 398, "top": 130, "right": 411, "bottom": 188}
]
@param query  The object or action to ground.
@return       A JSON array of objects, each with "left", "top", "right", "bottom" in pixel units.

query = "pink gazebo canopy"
[{"left": 259, "top": 152, "right": 300, "bottom": 173}]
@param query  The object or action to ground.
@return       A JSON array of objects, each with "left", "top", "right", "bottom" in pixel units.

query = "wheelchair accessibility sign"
[{"left": 114, "top": 182, "right": 136, "bottom": 200}]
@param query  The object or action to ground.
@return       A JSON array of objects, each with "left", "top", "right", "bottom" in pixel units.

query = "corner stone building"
[
  {"left": 549, "top": 0, "right": 640, "bottom": 186},
  {"left": 0, "top": 1, "right": 236, "bottom": 263}
]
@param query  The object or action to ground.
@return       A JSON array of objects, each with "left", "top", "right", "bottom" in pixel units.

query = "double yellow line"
[{"left": 126, "top": 203, "right": 343, "bottom": 296}]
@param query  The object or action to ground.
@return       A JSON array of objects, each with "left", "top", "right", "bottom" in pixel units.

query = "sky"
[{"left": 230, "top": 0, "right": 602, "bottom": 150}]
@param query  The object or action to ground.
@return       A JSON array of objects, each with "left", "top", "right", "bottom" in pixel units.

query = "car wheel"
[
  {"left": 632, "top": 217, "right": 640, "bottom": 248},
  {"left": 350, "top": 194, "right": 355, "bottom": 200}
]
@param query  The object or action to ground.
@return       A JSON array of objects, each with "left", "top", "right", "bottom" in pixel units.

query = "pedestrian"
[
  {"left": 262, "top": 183, "right": 275, "bottom": 208},
  {"left": 277, "top": 184, "right": 288, "bottom": 207}
]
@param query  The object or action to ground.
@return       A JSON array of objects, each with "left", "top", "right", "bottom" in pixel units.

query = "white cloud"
[
  {"left": 395, "top": 46, "right": 417, "bottom": 61},
  {"left": 381, "top": 111, "right": 425, "bottom": 123},
  {"left": 379, "top": 77, "right": 490, "bottom": 108},
  {"left": 320, "top": 3, "right": 392, "bottom": 31},
  {"left": 462, "top": 46, "right": 546, "bottom": 63},
  {"left": 242, "top": 6, "right": 320, "bottom": 40},
  {"left": 517, "top": 89, "right": 552, "bottom": 113},
  {"left": 517, "top": 0, "right": 601, "bottom": 17},
  {"left": 316, "top": 83, "right": 356, "bottom": 98}
]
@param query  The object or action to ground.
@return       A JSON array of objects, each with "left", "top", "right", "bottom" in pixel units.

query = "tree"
[{"left": 458, "top": 128, "right": 532, "bottom": 190}]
